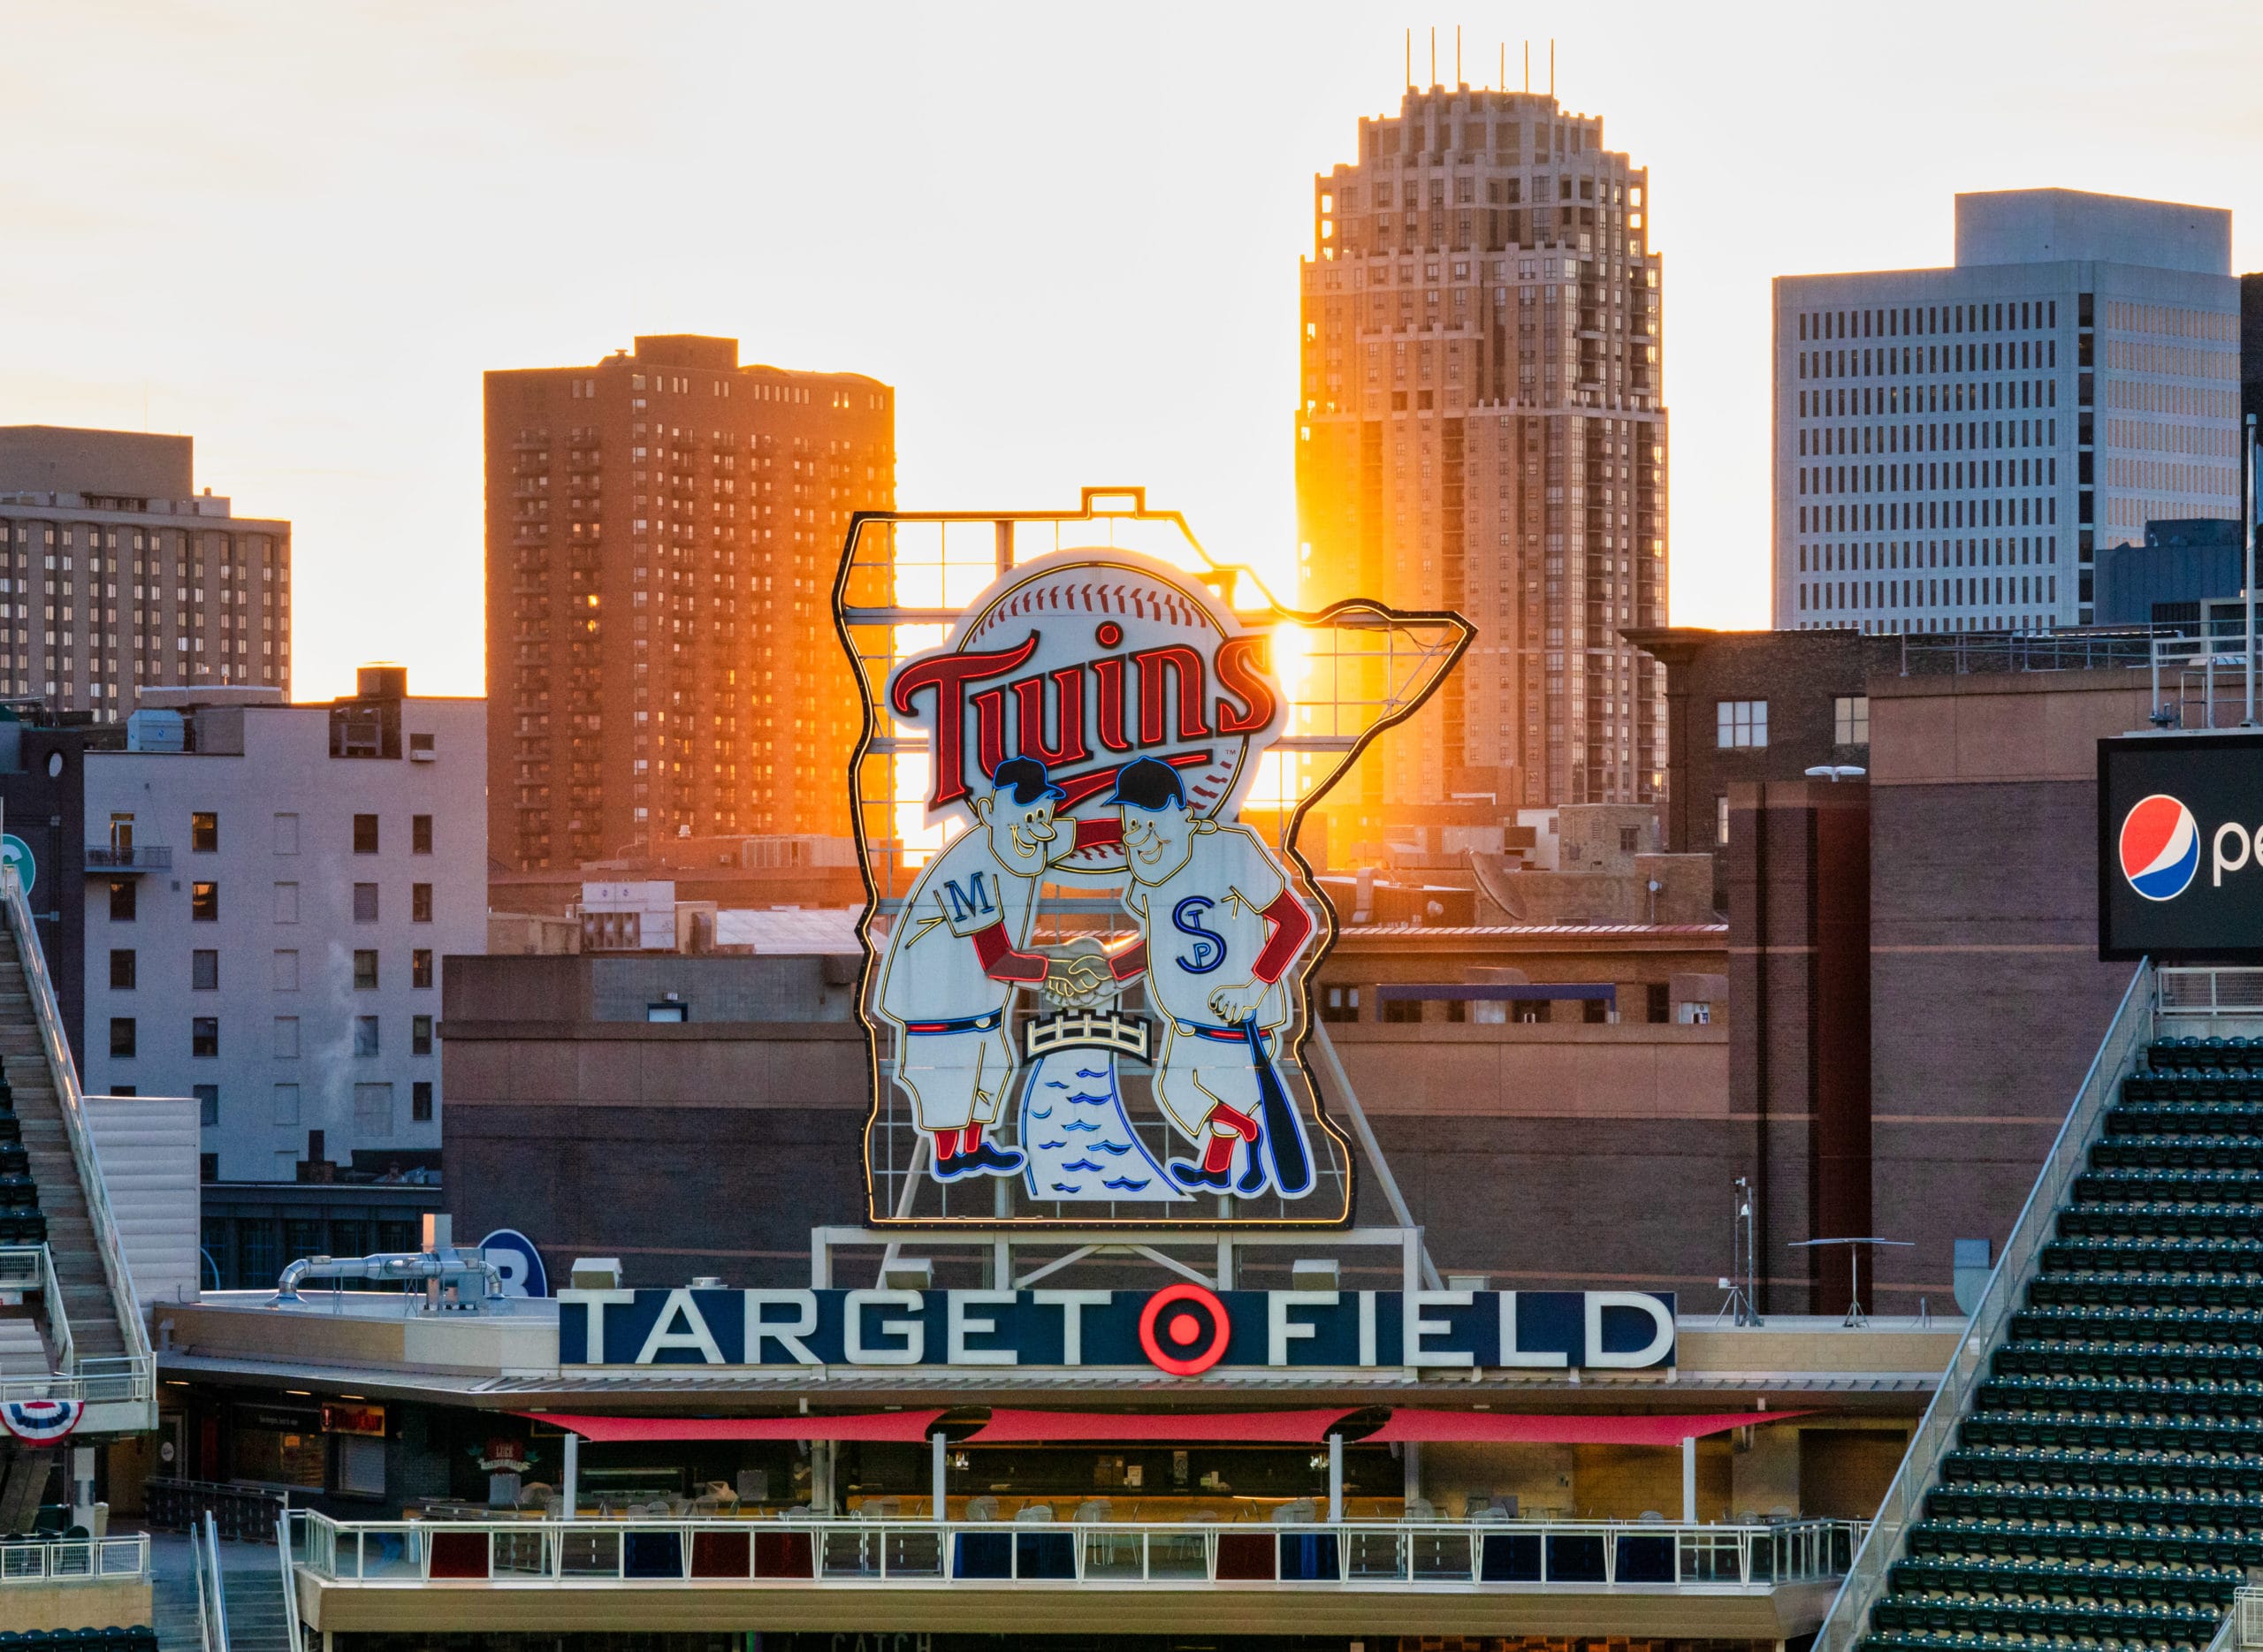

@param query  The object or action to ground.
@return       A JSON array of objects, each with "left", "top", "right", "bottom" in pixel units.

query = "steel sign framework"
[{"left": 833, "top": 489, "right": 1470, "bottom": 1229}]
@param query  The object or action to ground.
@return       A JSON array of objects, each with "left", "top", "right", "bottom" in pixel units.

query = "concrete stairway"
[
  {"left": 0, "top": 924, "right": 135, "bottom": 1363},
  {"left": 149, "top": 1549, "right": 201, "bottom": 1652},
  {"left": 218, "top": 1551, "right": 294, "bottom": 1652}
]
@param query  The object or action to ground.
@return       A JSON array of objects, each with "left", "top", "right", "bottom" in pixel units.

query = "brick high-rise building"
[
  {"left": 484, "top": 336, "right": 894, "bottom": 871},
  {"left": 1296, "top": 87, "right": 1667, "bottom": 826},
  {"left": 0, "top": 426, "right": 291, "bottom": 717}
]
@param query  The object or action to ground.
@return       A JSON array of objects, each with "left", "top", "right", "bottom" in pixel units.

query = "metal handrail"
[
  {"left": 0, "top": 1244, "right": 72, "bottom": 1373},
  {"left": 202, "top": 1511, "right": 230, "bottom": 1652},
  {"left": 278, "top": 1510, "right": 305, "bottom": 1651},
  {"left": 296, "top": 1510, "right": 1863, "bottom": 1590},
  {"left": 0, "top": 864, "right": 152, "bottom": 1373},
  {"left": 1814, "top": 962, "right": 2154, "bottom": 1650},
  {"left": 35, "top": 1244, "right": 72, "bottom": 1374}
]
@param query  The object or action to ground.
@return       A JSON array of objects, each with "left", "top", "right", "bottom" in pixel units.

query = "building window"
[
  {"left": 412, "top": 949, "right": 434, "bottom": 989},
  {"left": 192, "top": 949, "right": 219, "bottom": 991},
  {"left": 1715, "top": 700, "right": 1768, "bottom": 748},
  {"left": 1618, "top": 826, "right": 1638, "bottom": 854},
  {"left": 411, "top": 1015, "right": 433, "bottom": 1056},
  {"left": 354, "top": 950, "right": 378, "bottom": 990},
  {"left": 1716, "top": 795, "right": 1730, "bottom": 846},
  {"left": 192, "top": 1016, "right": 219, "bottom": 1057},
  {"left": 109, "top": 949, "right": 135, "bottom": 990},
  {"left": 354, "top": 1083, "right": 393, "bottom": 1138},
  {"left": 1320, "top": 985, "right": 1360, "bottom": 1024},
  {"left": 1834, "top": 694, "right": 1871, "bottom": 745},
  {"left": 191, "top": 881, "right": 218, "bottom": 921},
  {"left": 195, "top": 1085, "right": 218, "bottom": 1128},
  {"left": 353, "top": 1016, "right": 379, "bottom": 1057},
  {"left": 191, "top": 811, "right": 218, "bottom": 853},
  {"left": 353, "top": 814, "right": 379, "bottom": 855},
  {"left": 273, "top": 949, "right": 299, "bottom": 991},
  {"left": 353, "top": 883, "right": 378, "bottom": 922},
  {"left": 273, "top": 882, "right": 299, "bottom": 924},
  {"left": 109, "top": 1017, "right": 135, "bottom": 1058},
  {"left": 1382, "top": 998, "right": 1423, "bottom": 1024},
  {"left": 109, "top": 880, "right": 135, "bottom": 922},
  {"left": 412, "top": 1081, "right": 433, "bottom": 1123},
  {"left": 411, "top": 883, "right": 432, "bottom": 923},
  {"left": 199, "top": 1152, "right": 218, "bottom": 1182},
  {"left": 412, "top": 814, "right": 432, "bottom": 855},
  {"left": 1583, "top": 997, "right": 1612, "bottom": 1024},
  {"left": 1646, "top": 982, "right": 1671, "bottom": 1024}
]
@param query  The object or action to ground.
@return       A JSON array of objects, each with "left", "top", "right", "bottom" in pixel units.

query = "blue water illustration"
[{"left": 1017, "top": 1049, "right": 1185, "bottom": 1204}]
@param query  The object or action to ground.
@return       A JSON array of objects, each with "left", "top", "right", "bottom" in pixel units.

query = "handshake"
[{"left": 1041, "top": 948, "right": 1115, "bottom": 1009}]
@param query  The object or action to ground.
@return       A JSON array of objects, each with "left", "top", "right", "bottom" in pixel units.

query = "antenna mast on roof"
[
  {"left": 1455, "top": 24, "right": 1462, "bottom": 85},
  {"left": 1429, "top": 26, "right": 1436, "bottom": 88},
  {"left": 1405, "top": 27, "right": 1411, "bottom": 90},
  {"left": 1549, "top": 39, "right": 1556, "bottom": 96},
  {"left": 1523, "top": 40, "right": 1530, "bottom": 92}
]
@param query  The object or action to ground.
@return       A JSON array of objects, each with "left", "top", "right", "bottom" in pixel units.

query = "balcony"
[
  {"left": 293, "top": 1512, "right": 1859, "bottom": 1641},
  {"left": 85, "top": 844, "right": 170, "bottom": 873}
]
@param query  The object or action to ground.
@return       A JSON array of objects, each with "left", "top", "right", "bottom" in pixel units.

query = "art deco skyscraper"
[
  {"left": 1295, "top": 86, "right": 1667, "bottom": 824},
  {"left": 484, "top": 335, "right": 894, "bottom": 872}
]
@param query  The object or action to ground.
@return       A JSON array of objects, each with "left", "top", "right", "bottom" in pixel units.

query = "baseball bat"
[{"left": 1242, "top": 1017, "right": 1313, "bottom": 1198}]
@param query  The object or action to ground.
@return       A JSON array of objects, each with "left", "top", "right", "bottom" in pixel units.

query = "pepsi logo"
[{"left": 2121, "top": 794, "right": 2201, "bottom": 902}]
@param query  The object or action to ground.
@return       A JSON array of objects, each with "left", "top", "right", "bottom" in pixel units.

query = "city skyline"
[{"left": 4, "top": 2, "right": 2260, "bottom": 699}]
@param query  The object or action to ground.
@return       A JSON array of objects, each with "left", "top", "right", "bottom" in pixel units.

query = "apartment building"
[
  {"left": 1295, "top": 86, "right": 1667, "bottom": 818},
  {"left": 484, "top": 335, "right": 894, "bottom": 872},
  {"left": 1773, "top": 189, "right": 2242, "bottom": 634},
  {"left": 76, "top": 668, "right": 484, "bottom": 1186},
  {"left": 0, "top": 425, "right": 290, "bottom": 715}
]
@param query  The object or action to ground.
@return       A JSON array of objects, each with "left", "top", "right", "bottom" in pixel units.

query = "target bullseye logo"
[{"left": 1138, "top": 1283, "right": 1231, "bottom": 1375}]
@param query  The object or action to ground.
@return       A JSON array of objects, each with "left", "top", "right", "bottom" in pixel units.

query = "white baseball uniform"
[
  {"left": 1120, "top": 823, "right": 1314, "bottom": 1140},
  {"left": 877, "top": 829, "right": 1042, "bottom": 1131}
]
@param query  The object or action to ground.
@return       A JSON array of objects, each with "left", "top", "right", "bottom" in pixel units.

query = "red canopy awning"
[
  {"left": 967, "top": 1408, "right": 1357, "bottom": 1444},
  {"left": 522, "top": 1411, "right": 947, "bottom": 1443},
  {"left": 1364, "top": 1409, "right": 1810, "bottom": 1446}
]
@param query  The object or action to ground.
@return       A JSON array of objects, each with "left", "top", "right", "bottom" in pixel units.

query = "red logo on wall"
[{"left": 1138, "top": 1283, "right": 1231, "bottom": 1376}]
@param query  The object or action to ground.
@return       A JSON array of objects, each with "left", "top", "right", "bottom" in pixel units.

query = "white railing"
[
  {"left": 0, "top": 1243, "right": 72, "bottom": 1371},
  {"left": 297, "top": 1511, "right": 1861, "bottom": 1592},
  {"left": 0, "top": 1532, "right": 149, "bottom": 1583},
  {"left": 1814, "top": 962, "right": 2155, "bottom": 1651},
  {"left": 194, "top": 1511, "right": 229, "bottom": 1652},
  {"left": 0, "top": 1355, "right": 155, "bottom": 1407},
  {"left": 2158, "top": 966, "right": 2263, "bottom": 1018},
  {"left": 0, "top": 1240, "right": 150, "bottom": 1405},
  {"left": 0, "top": 865, "right": 151, "bottom": 1381},
  {"left": 2236, "top": 1584, "right": 2263, "bottom": 1648},
  {"left": 278, "top": 1509, "right": 306, "bottom": 1651}
]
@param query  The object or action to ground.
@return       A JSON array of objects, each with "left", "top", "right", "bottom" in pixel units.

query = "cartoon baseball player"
[
  {"left": 876, "top": 757, "right": 1120, "bottom": 1183},
  {"left": 1097, "top": 757, "right": 1318, "bottom": 1195}
]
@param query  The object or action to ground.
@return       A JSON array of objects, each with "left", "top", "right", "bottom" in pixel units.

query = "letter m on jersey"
[{"left": 942, "top": 872, "right": 996, "bottom": 925}]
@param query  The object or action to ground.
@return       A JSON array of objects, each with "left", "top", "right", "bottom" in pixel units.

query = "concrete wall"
[{"left": 1865, "top": 667, "right": 2150, "bottom": 1309}]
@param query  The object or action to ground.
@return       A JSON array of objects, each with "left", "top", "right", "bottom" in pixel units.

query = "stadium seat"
[{"left": 1862, "top": 1044, "right": 2263, "bottom": 1651}]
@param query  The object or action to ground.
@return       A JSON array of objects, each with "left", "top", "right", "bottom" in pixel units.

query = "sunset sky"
[{"left": 4, "top": 1, "right": 2258, "bottom": 700}]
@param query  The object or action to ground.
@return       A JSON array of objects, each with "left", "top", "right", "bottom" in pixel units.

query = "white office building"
[
  {"left": 1773, "top": 188, "right": 2242, "bottom": 633},
  {"left": 79, "top": 668, "right": 484, "bottom": 1183}
]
